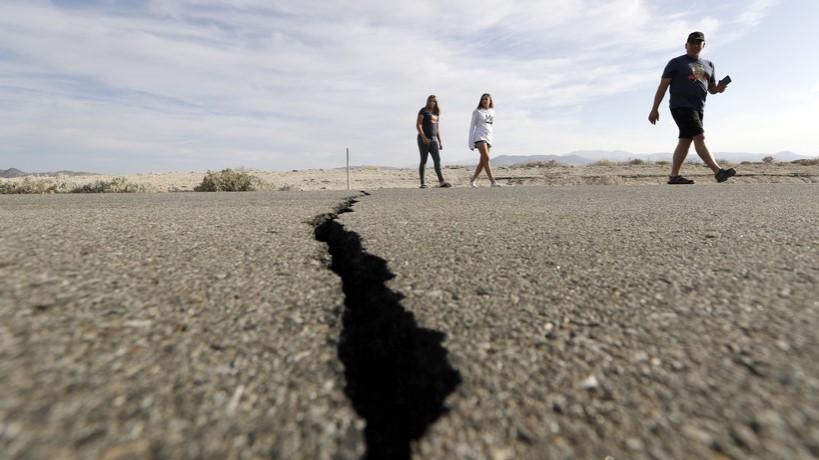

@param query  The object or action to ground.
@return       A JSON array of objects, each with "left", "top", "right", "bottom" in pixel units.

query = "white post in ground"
[{"left": 346, "top": 148, "right": 351, "bottom": 190}]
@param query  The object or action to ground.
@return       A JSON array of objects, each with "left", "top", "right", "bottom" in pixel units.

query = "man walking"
[{"left": 649, "top": 31, "right": 736, "bottom": 184}]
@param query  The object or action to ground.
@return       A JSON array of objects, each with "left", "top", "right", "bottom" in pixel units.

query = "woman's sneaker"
[
  {"left": 715, "top": 168, "right": 737, "bottom": 183},
  {"left": 470, "top": 180, "right": 477, "bottom": 188},
  {"left": 490, "top": 181, "right": 502, "bottom": 187},
  {"left": 667, "top": 175, "right": 694, "bottom": 185}
]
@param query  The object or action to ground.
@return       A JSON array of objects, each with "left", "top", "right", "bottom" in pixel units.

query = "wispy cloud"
[{"left": 735, "top": 0, "right": 782, "bottom": 28}]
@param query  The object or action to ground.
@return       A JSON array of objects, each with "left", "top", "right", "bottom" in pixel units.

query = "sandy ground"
[{"left": 7, "top": 162, "right": 819, "bottom": 192}]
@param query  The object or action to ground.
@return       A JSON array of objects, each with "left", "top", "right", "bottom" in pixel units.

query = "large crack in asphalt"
[{"left": 311, "top": 194, "right": 461, "bottom": 460}]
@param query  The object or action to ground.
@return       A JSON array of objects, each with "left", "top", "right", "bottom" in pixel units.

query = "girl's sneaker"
[
  {"left": 667, "top": 175, "right": 694, "bottom": 184},
  {"left": 715, "top": 168, "right": 736, "bottom": 183}
]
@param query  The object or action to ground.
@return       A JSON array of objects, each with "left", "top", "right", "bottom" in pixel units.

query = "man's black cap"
[{"left": 688, "top": 31, "right": 705, "bottom": 42}]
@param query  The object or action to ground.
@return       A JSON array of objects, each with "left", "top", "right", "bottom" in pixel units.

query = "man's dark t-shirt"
[
  {"left": 662, "top": 55, "right": 715, "bottom": 111},
  {"left": 418, "top": 108, "right": 439, "bottom": 139}
]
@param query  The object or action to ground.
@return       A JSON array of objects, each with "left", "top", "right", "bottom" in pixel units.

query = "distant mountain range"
[
  {"left": 484, "top": 150, "right": 818, "bottom": 167},
  {"left": 1, "top": 168, "right": 96, "bottom": 179}
]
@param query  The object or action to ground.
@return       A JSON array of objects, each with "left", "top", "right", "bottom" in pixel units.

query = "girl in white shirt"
[{"left": 468, "top": 93, "right": 501, "bottom": 187}]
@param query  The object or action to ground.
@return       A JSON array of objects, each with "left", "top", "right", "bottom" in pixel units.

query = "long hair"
[
  {"left": 476, "top": 93, "right": 493, "bottom": 109},
  {"left": 425, "top": 95, "right": 441, "bottom": 115}
]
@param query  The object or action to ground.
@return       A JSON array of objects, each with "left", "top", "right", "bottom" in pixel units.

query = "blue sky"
[{"left": 1, "top": 0, "right": 816, "bottom": 173}]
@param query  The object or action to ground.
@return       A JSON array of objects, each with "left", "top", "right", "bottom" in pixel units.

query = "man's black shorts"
[{"left": 670, "top": 107, "right": 705, "bottom": 139}]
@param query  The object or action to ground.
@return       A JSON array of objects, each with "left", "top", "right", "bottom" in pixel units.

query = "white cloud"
[{"left": 736, "top": 0, "right": 782, "bottom": 28}]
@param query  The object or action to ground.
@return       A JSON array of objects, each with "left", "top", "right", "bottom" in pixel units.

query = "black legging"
[{"left": 417, "top": 135, "right": 444, "bottom": 185}]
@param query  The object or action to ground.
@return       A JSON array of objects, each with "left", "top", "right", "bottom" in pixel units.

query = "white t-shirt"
[{"left": 469, "top": 108, "right": 495, "bottom": 150}]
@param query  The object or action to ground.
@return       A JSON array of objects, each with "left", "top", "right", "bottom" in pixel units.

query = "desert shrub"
[
  {"left": 521, "top": 160, "right": 559, "bottom": 168},
  {"left": 0, "top": 175, "right": 77, "bottom": 194},
  {"left": 591, "top": 160, "right": 614, "bottom": 167},
  {"left": 628, "top": 158, "right": 645, "bottom": 165},
  {"left": 194, "top": 169, "right": 264, "bottom": 192},
  {"left": 655, "top": 160, "right": 670, "bottom": 166},
  {"left": 0, "top": 177, "right": 53, "bottom": 194},
  {"left": 792, "top": 158, "right": 819, "bottom": 166},
  {"left": 73, "top": 177, "right": 153, "bottom": 193},
  {"left": 52, "top": 175, "right": 80, "bottom": 193},
  {"left": 0, "top": 175, "right": 152, "bottom": 194},
  {"left": 762, "top": 155, "right": 775, "bottom": 164}
]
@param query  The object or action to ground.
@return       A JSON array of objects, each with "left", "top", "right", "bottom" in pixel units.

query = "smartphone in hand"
[{"left": 719, "top": 75, "right": 732, "bottom": 86}]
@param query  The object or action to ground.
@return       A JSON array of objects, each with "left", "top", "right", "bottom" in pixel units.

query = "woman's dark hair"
[
  {"left": 426, "top": 95, "right": 441, "bottom": 115},
  {"left": 476, "top": 93, "right": 493, "bottom": 109}
]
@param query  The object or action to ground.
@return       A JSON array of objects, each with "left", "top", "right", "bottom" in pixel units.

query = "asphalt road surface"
[{"left": 1, "top": 184, "right": 817, "bottom": 459}]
